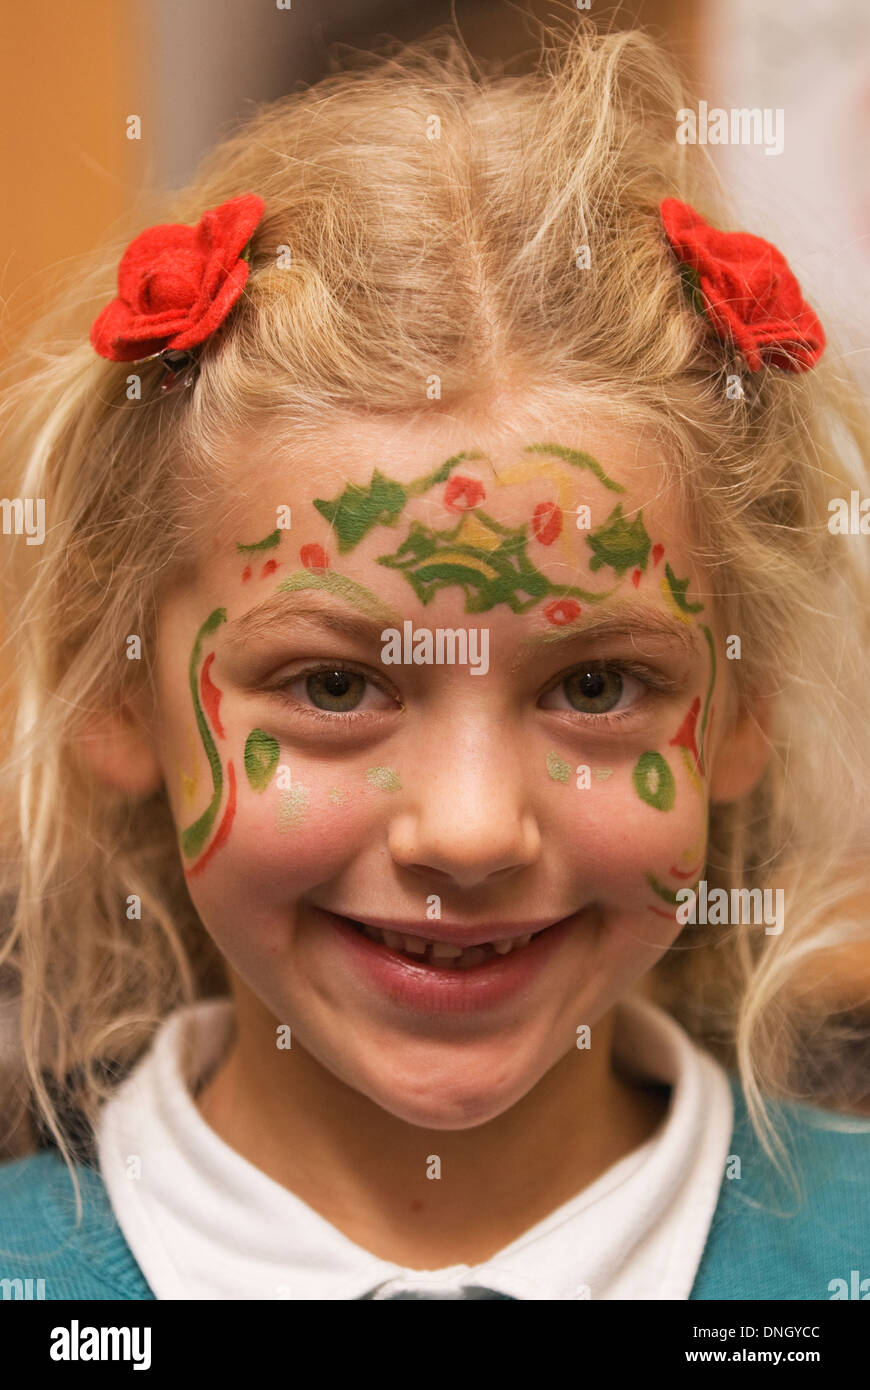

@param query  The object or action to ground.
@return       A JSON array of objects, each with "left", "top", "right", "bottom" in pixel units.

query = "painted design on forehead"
[
  {"left": 276, "top": 784, "right": 310, "bottom": 830},
  {"left": 238, "top": 527, "right": 282, "bottom": 583},
  {"left": 313, "top": 451, "right": 485, "bottom": 552},
  {"left": 244, "top": 729, "right": 280, "bottom": 792},
  {"left": 377, "top": 510, "right": 611, "bottom": 615},
  {"left": 365, "top": 765, "right": 401, "bottom": 792},
  {"left": 546, "top": 750, "right": 572, "bottom": 784},
  {"left": 661, "top": 563, "right": 704, "bottom": 620},
  {"left": 522, "top": 443, "right": 625, "bottom": 494},
  {"left": 631, "top": 751, "right": 676, "bottom": 811},
  {"left": 300, "top": 543, "right": 329, "bottom": 572},
  {"left": 586, "top": 505, "right": 652, "bottom": 579},
  {"left": 180, "top": 607, "right": 238, "bottom": 877},
  {"left": 276, "top": 569, "right": 401, "bottom": 625},
  {"left": 328, "top": 786, "right": 348, "bottom": 804}
]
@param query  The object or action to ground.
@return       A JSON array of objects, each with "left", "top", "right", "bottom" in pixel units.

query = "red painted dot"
[
  {"left": 300, "top": 543, "right": 329, "bottom": 572},
  {"left": 241, "top": 564, "right": 252, "bottom": 582},
  {"left": 631, "top": 568, "right": 642, "bottom": 588},
  {"left": 444, "top": 476, "right": 486, "bottom": 512},
  {"left": 543, "top": 598, "right": 582, "bottom": 626},
  {"left": 651, "top": 544, "right": 664, "bottom": 566},
  {"left": 532, "top": 501, "right": 563, "bottom": 546},
  {"left": 260, "top": 558, "right": 280, "bottom": 579}
]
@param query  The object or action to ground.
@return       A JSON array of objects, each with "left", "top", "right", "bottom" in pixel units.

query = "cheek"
[
  {"left": 552, "top": 750, "right": 708, "bottom": 912},
  {"left": 181, "top": 756, "right": 379, "bottom": 940}
]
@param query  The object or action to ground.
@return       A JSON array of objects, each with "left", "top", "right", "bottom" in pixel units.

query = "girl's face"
[{"left": 151, "top": 406, "right": 752, "bottom": 1129}]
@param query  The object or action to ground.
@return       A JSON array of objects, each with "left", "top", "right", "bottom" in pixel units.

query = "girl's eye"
[
  {"left": 273, "top": 667, "right": 397, "bottom": 715},
  {"left": 539, "top": 663, "right": 645, "bottom": 716}
]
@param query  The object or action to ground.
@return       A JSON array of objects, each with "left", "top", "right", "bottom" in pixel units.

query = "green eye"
[
  {"left": 305, "top": 670, "right": 368, "bottom": 711},
  {"left": 563, "top": 664, "right": 624, "bottom": 714}
]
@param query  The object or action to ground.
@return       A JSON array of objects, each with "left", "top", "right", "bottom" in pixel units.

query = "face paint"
[
  {"left": 186, "top": 762, "right": 237, "bottom": 879},
  {"left": 244, "top": 729, "right": 280, "bottom": 792},
  {"left": 631, "top": 750, "right": 676, "bottom": 811},
  {"left": 661, "top": 563, "right": 705, "bottom": 618},
  {"left": 668, "top": 697, "right": 703, "bottom": 777},
  {"left": 276, "top": 784, "right": 310, "bottom": 831},
  {"left": 365, "top": 766, "right": 401, "bottom": 792},
  {"left": 592, "top": 767, "right": 614, "bottom": 781},
  {"left": 180, "top": 608, "right": 228, "bottom": 861},
  {"left": 377, "top": 510, "right": 611, "bottom": 615},
  {"left": 328, "top": 786, "right": 348, "bottom": 804},
  {"left": 276, "top": 569, "right": 401, "bottom": 625},
  {"left": 237, "top": 528, "right": 281, "bottom": 556},
  {"left": 532, "top": 501, "right": 562, "bottom": 546},
  {"left": 586, "top": 504, "right": 652, "bottom": 578},
  {"left": 313, "top": 451, "right": 485, "bottom": 552},
  {"left": 180, "top": 721, "right": 199, "bottom": 805},
  {"left": 546, "top": 750, "right": 572, "bottom": 784},
  {"left": 522, "top": 442, "right": 626, "bottom": 494},
  {"left": 698, "top": 626, "right": 716, "bottom": 775},
  {"left": 200, "top": 652, "right": 226, "bottom": 739}
]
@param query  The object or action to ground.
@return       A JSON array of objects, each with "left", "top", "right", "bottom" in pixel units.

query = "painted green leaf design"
[
  {"left": 587, "top": 505, "right": 652, "bottom": 577},
  {"left": 314, "top": 470, "right": 407, "bottom": 552},
  {"left": 664, "top": 562, "right": 704, "bottom": 614},
  {"left": 523, "top": 443, "right": 626, "bottom": 494},
  {"left": 377, "top": 510, "right": 607, "bottom": 614},
  {"left": 313, "top": 452, "right": 485, "bottom": 553},
  {"left": 237, "top": 528, "right": 281, "bottom": 555},
  {"left": 244, "top": 729, "right": 280, "bottom": 792}
]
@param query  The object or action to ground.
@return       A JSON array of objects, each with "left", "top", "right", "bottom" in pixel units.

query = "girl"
[{"left": 1, "top": 20, "right": 869, "bottom": 1301}]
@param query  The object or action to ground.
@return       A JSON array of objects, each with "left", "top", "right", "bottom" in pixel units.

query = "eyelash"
[
  {"left": 265, "top": 662, "right": 401, "bottom": 723},
  {"left": 263, "top": 659, "right": 677, "bottom": 726}
]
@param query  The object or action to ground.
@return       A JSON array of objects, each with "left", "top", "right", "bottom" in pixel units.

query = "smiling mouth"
[{"left": 341, "top": 917, "right": 551, "bottom": 969}]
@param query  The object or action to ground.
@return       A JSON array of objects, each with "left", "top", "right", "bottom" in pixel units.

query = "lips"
[
  {"left": 343, "top": 917, "right": 551, "bottom": 968},
  {"left": 311, "top": 905, "right": 579, "bottom": 1014}
]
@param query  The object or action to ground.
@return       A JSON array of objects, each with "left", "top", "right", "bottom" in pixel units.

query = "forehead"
[{"left": 201, "top": 404, "right": 687, "bottom": 557}]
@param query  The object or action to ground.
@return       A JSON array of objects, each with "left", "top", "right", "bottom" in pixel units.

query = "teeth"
[
  {"left": 354, "top": 922, "right": 545, "bottom": 967},
  {"left": 430, "top": 941, "right": 463, "bottom": 959}
]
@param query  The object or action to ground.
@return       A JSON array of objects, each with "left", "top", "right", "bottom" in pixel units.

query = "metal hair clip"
[
  {"left": 127, "top": 346, "right": 200, "bottom": 394},
  {"left": 157, "top": 348, "right": 200, "bottom": 394}
]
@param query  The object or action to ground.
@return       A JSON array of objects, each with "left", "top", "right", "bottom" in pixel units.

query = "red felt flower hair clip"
[
  {"left": 90, "top": 192, "right": 265, "bottom": 388},
  {"left": 660, "top": 197, "right": 825, "bottom": 373}
]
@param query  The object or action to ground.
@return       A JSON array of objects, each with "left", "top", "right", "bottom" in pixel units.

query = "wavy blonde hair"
[{"left": 2, "top": 15, "right": 870, "bottom": 1207}]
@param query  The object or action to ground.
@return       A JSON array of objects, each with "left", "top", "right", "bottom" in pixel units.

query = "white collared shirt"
[{"left": 95, "top": 993, "right": 733, "bottom": 1300}]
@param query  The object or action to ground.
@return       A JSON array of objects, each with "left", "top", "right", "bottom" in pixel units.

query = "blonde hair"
[{"left": 2, "top": 15, "right": 870, "bottom": 1206}]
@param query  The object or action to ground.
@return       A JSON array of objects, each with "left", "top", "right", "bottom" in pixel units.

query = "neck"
[{"left": 195, "top": 979, "right": 668, "bottom": 1269}]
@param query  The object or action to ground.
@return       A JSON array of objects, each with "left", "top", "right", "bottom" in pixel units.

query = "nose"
[{"left": 386, "top": 719, "right": 542, "bottom": 889}]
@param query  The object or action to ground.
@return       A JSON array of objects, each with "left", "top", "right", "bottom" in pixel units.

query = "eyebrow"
[
  {"left": 221, "top": 570, "right": 402, "bottom": 657},
  {"left": 507, "top": 603, "right": 704, "bottom": 671}
]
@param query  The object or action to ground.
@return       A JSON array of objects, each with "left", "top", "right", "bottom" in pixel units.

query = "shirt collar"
[{"left": 96, "top": 993, "right": 731, "bottom": 1300}]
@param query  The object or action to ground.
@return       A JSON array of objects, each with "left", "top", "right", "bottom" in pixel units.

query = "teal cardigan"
[{"left": 1, "top": 1075, "right": 867, "bottom": 1300}]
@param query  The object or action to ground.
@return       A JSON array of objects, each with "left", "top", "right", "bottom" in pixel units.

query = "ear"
[
  {"left": 708, "top": 693, "right": 774, "bottom": 805},
  {"left": 75, "top": 700, "right": 164, "bottom": 797}
]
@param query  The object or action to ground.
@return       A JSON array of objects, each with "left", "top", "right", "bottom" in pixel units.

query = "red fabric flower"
[
  {"left": 90, "top": 193, "right": 265, "bottom": 363},
  {"left": 444, "top": 476, "right": 486, "bottom": 511},
  {"left": 660, "top": 198, "right": 825, "bottom": 372}
]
